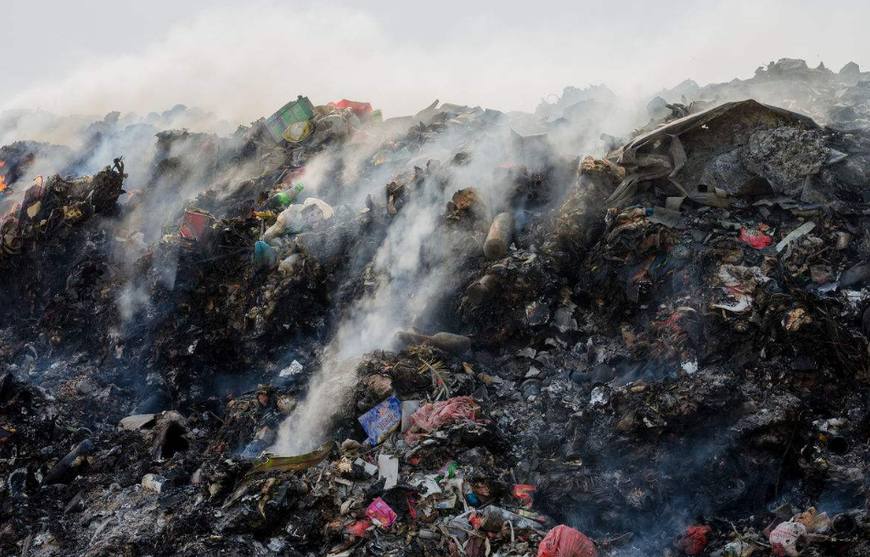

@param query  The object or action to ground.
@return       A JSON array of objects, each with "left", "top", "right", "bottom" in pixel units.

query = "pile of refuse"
[
  {"left": 645, "top": 58, "right": 870, "bottom": 132},
  {"left": 1, "top": 59, "right": 870, "bottom": 556}
]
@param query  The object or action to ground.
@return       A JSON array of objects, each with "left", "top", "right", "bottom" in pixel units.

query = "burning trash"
[{"left": 1, "top": 53, "right": 870, "bottom": 557}]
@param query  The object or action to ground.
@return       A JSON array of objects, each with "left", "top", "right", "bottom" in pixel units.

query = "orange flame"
[{"left": 0, "top": 161, "right": 6, "bottom": 192}]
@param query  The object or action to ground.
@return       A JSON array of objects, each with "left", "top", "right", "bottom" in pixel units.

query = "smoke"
[
  {"left": 264, "top": 38, "right": 658, "bottom": 455},
  {"left": 5, "top": 1, "right": 868, "bottom": 123},
  {"left": 0, "top": 106, "right": 242, "bottom": 225},
  {"left": 117, "top": 283, "right": 152, "bottom": 323},
  {"left": 269, "top": 112, "right": 549, "bottom": 454}
]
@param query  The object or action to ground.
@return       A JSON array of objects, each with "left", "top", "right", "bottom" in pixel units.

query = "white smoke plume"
[
  {"left": 4, "top": 1, "right": 868, "bottom": 123},
  {"left": 270, "top": 119, "right": 538, "bottom": 454}
]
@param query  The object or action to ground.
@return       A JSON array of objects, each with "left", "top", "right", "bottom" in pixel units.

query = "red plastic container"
[{"left": 331, "top": 99, "right": 373, "bottom": 116}]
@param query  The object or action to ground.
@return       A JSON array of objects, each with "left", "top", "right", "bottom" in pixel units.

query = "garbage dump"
[{"left": 1, "top": 57, "right": 870, "bottom": 557}]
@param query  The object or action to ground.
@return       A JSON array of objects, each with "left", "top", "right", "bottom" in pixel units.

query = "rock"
[
  {"left": 142, "top": 473, "right": 167, "bottom": 494},
  {"left": 119, "top": 413, "right": 157, "bottom": 431}
]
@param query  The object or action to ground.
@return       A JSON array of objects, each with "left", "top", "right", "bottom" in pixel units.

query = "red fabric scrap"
[
  {"left": 512, "top": 484, "right": 536, "bottom": 508},
  {"left": 677, "top": 525, "right": 712, "bottom": 555},
  {"left": 345, "top": 519, "right": 371, "bottom": 538},
  {"left": 469, "top": 512, "right": 484, "bottom": 530},
  {"left": 739, "top": 227, "right": 773, "bottom": 249},
  {"left": 537, "top": 525, "right": 598, "bottom": 557}
]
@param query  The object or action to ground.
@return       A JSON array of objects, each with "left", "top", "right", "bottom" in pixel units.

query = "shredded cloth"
[
  {"left": 404, "top": 396, "right": 480, "bottom": 443},
  {"left": 678, "top": 525, "right": 712, "bottom": 555},
  {"left": 537, "top": 525, "right": 598, "bottom": 557}
]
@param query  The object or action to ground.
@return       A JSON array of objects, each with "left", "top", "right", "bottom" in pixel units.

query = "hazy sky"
[{"left": 3, "top": 0, "right": 868, "bottom": 122}]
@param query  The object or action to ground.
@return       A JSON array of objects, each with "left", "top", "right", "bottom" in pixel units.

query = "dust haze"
[{"left": 3, "top": 1, "right": 869, "bottom": 126}]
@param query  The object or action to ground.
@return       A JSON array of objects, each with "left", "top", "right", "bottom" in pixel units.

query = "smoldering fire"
[{"left": 1, "top": 56, "right": 870, "bottom": 557}]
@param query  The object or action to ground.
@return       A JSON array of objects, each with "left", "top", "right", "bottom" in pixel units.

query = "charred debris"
[{"left": 2, "top": 59, "right": 870, "bottom": 556}]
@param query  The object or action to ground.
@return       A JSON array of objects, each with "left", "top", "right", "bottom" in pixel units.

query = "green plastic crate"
[{"left": 265, "top": 96, "right": 315, "bottom": 142}]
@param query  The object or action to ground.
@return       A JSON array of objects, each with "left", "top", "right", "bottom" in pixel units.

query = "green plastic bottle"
[
  {"left": 269, "top": 183, "right": 304, "bottom": 210},
  {"left": 272, "top": 191, "right": 292, "bottom": 209}
]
